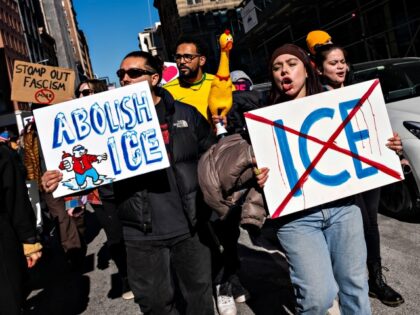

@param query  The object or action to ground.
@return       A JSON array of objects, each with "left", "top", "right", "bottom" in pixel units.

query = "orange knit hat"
[{"left": 306, "top": 30, "right": 332, "bottom": 55}]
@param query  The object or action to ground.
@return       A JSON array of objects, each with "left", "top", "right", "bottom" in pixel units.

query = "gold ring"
[{"left": 254, "top": 168, "right": 262, "bottom": 176}]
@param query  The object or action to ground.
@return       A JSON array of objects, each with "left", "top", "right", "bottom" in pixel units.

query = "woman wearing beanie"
[
  {"left": 260, "top": 43, "right": 405, "bottom": 314},
  {"left": 261, "top": 43, "right": 372, "bottom": 314},
  {"left": 314, "top": 43, "right": 404, "bottom": 307}
]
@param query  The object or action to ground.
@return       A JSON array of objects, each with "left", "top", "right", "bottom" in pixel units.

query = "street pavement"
[{"left": 24, "top": 209, "right": 420, "bottom": 315}]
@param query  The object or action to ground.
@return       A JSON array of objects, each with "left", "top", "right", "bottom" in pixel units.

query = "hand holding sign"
[
  {"left": 34, "top": 81, "right": 170, "bottom": 198},
  {"left": 245, "top": 80, "right": 404, "bottom": 218}
]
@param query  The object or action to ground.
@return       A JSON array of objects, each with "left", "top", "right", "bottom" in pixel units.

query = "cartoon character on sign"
[{"left": 59, "top": 145, "right": 107, "bottom": 189}]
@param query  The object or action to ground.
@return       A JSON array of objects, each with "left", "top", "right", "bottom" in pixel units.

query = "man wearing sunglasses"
[
  {"left": 113, "top": 51, "right": 216, "bottom": 315},
  {"left": 164, "top": 37, "right": 215, "bottom": 121}
]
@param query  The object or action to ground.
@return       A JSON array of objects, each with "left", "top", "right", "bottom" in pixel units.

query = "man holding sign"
[{"left": 42, "top": 51, "right": 216, "bottom": 314}]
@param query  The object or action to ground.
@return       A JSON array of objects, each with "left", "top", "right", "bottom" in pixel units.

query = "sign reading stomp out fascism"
[
  {"left": 33, "top": 81, "right": 170, "bottom": 198},
  {"left": 11, "top": 60, "right": 75, "bottom": 105},
  {"left": 245, "top": 80, "right": 404, "bottom": 218}
]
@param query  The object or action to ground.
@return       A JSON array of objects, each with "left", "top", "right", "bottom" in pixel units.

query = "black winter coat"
[
  {"left": 0, "top": 143, "right": 36, "bottom": 315},
  {"left": 115, "top": 87, "right": 216, "bottom": 232}
]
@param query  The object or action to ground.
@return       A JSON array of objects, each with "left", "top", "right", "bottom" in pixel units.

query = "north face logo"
[{"left": 173, "top": 120, "right": 188, "bottom": 128}]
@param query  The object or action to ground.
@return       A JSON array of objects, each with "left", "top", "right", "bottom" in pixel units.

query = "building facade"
[
  {"left": 154, "top": 0, "right": 242, "bottom": 71},
  {"left": 138, "top": 22, "right": 168, "bottom": 59},
  {"left": 0, "top": 0, "right": 92, "bottom": 131},
  {"left": 156, "top": 0, "right": 420, "bottom": 83},
  {"left": 62, "top": 0, "right": 93, "bottom": 80},
  {"left": 0, "top": 0, "right": 29, "bottom": 129}
]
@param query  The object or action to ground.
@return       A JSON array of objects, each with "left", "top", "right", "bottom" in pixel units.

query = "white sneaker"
[
  {"left": 122, "top": 290, "right": 134, "bottom": 300},
  {"left": 216, "top": 284, "right": 237, "bottom": 315}
]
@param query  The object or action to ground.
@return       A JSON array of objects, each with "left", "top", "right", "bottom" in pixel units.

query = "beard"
[{"left": 179, "top": 65, "right": 199, "bottom": 80}]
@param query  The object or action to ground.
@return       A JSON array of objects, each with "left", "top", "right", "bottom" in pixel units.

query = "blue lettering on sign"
[
  {"left": 120, "top": 96, "right": 136, "bottom": 130},
  {"left": 71, "top": 108, "right": 91, "bottom": 140},
  {"left": 90, "top": 103, "right": 106, "bottom": 135},
  {"left": 299, "top": 108, "right": 350, "bottom": 186},
  {"left": 274, "top": 119, "right": 302, "bottom": 196},
  {"left": 133, "top": 92, "right": 153, "bottom": 123},
  {"left": 339, "top": 99, "right": 378, "bottom": 178},
  {"left": 140, "top": 129, "right": 163, "bottom": 164},
  {"left": 273, "top": 100, "right": 380, "bottom": 195},
  {"left": 104, "top": 101, "right": 119, "bottom": 133},
  {"left": 52, "top": 94, "right": 154, "bottom": 148},
  {"left": 52, "top": 112, "right": 76, "bottom": 148},
  {"left": 107, "top": 136, "right": 121, "bottom": 175},
  {"left": 121, "top": 130, "right": 142, "bottom": 171}
]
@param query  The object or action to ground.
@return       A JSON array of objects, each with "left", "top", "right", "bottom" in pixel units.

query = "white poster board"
[
  {"left": 33, "top": 81, "right": 170, "bottom": 198},
  {"left": 245, "top": 80, "right": 404, "bottom": 218}
]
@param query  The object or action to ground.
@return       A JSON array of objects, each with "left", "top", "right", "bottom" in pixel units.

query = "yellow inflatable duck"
[{"left": 208, "top": 30, "right": 234, "bottom": 122}]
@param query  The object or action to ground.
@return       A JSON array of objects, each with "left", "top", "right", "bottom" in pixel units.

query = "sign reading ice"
[
  {"left": 245, "top": 80, "right": 404, "bottom": 218},
  {"left": 33, "top": 81, "right": 169, "bottom": 198}
]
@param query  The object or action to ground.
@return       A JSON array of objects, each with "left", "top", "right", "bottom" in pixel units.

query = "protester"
[
  {"left": 263, "top": 43, "right": 372, "bottom": 314},
  {"left": 23, "top": 116, "right": 87, "bottom": 271},
  {"left": 0, "top": 138, "right": 42, "bottom": 315},
  {"left": 314, "top": 41, "right": 405, "bottom": 307},
  {"left": 258, "top": 42, "right": 405, "bottom": 314},
  {"left": 164, "top": 37, "right": 215, "bottom": 120},
  {"left": 42, "top": 79, "right": 133, "bottom": 299},
  {"left": 114, "top": 51, "right": 215, "bottom": 314},
  {"left": 306, "top": 30, "right": 333, "bottom": 56},
  {"left": 226, "top": 70, "right": 265, "bottom": 134},
  {"left": 197, "top": 70, "right": 267, "bottom": 315}
]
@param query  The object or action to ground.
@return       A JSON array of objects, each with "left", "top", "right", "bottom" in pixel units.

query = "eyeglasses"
[
  {"left": 79, "top": 89, "right": 94, "bottom": 97},
  {"left": 174, "top": 54, "right": 200, "bottom": 63},
  {"left": 116, "top": 68, "right": 155, "bottom": 80}
]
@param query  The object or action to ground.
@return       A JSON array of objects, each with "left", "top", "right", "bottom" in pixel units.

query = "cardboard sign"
[
  {"left": 11, "top": 60, "right": 75, "bottom": 105},
  {"left": 33, "top": 81, "right": 170, "bottom": 198},
  {"left": 245, "top": 80, "right": 404, "bottom": 218}
]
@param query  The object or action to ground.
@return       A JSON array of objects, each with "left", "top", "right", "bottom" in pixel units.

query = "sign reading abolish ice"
[
  {"left": 245, "top": 80, "right": 404, "bottom": 218},
  {"left": 33, "top": 81, "right": 170, "bottom": 198}
]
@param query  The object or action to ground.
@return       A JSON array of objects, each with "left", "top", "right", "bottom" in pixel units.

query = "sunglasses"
[
  {"left": 116, "top": 68, "right": 155, "bottom": 80},
  {"left": 174, "top": 54, "right": 200, "bottom": 63},
  {"left": 79, "top": 89, "right": 94, "bottom": 97}
]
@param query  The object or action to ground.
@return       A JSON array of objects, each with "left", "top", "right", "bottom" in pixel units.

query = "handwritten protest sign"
[
  {"left": 245, "top": 80, "right": 404, "bottom": 218},
  {"left": 33, "top": 81, "right": 170, "bottom": 198},
  {"left": 11, "top": 60, "right": 75, "bottom": 105}
]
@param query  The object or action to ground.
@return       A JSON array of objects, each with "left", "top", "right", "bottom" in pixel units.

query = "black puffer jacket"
[{"left": 115, "top": 88, "right": 216, "bottom": 231}]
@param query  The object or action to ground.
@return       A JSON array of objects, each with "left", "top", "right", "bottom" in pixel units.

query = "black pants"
[
  {"left": 356, "top": 188, "right": 381, "bottom": 264},
  {"left": 91, "top": 201, "right": 127, "bottom": 277},
  {"left": 125, "top": 233, "right": 214, "bottom": 315},
  {"left": 210, "top": 205, "right": 242, "bottom": 285}
]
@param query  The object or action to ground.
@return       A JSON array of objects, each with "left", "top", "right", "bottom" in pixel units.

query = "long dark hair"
[
  {"left": 269, "top": 44, "right": 322, "bottom": 105},
  {"left": 314, "top": 44, "right": 351, "bottom": 87}
]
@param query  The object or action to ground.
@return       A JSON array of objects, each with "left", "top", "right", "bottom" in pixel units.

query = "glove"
[{"left": 23, "top": 242, "right": 43, "bottom": 256}]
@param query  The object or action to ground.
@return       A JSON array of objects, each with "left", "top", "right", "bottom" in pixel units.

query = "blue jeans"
[{"left": 276, "top": 204, "right": 371, "bottom": 315}]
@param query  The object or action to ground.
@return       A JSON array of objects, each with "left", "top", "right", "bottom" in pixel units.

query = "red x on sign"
[{"left": 245, "top": 79, "right": 402, "bottom": 218}]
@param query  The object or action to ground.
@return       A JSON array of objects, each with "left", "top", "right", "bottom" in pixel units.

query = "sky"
[{"left": 72, "top": 0, "right": 160, "bottom": 86}]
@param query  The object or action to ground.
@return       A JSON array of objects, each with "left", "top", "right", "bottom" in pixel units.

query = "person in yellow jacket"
[
  {"left": 164, "top": 37, "right": 214, "bottom": 120},
  {"left": 165, "top": 37, "right": 235, "bottom": 122}
]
